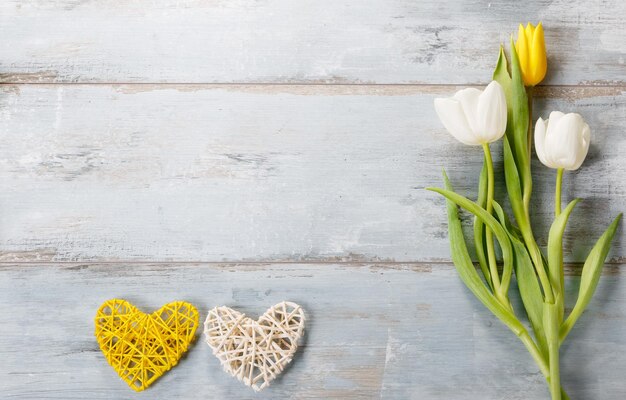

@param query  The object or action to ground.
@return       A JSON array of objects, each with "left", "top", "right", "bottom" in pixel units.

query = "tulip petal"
[
  {"left": 543, "top": 112, "right": 565, "bottom": 167},
  {"left": 534, "top": 117, "right": 552, "bottom": 168},
  {"left": 530, "top": 22, "right": 547, "bottom": 85},
  {"left": 547, "top": 111, "right": 565, "bottom": 125},
  {"left": 535, "top": 111, "right": 591, "bottom": 170},
  {"left": 571, "top": 119, "right": 591, "bottom": 170},
  {"left": 525, "top": 23, "right": 535, "bottom": 46},
  {"left": 453, "top": 87, "right": 482, "bottom": 135},
  {"left": 546, "top": 113, "right": 583, "bottom": 169},
  {"left": 476, "top": 81, "right": 507, "bottom": 143},
  {"left": 434, "top": 97, "right": 481, "bottom": 145},
  {"left": 516, "top": 24, "right": 530, "bottom": 83},
  {"left": 545, "top": 111, "right": 565, "bottom": 162}
]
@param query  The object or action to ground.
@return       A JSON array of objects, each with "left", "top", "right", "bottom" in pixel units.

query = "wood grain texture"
[
  {"left": 0, "top": 262, "right": 624, "bottom": 400},
  {"left": 0, "top": 0, "right": 624, "bottom": 85},
  {"left": 1, "top": 0, "right": 625, "bottom": 398},
  {"left": 0, "top": 84, "right": 623, "bottom": 263}
]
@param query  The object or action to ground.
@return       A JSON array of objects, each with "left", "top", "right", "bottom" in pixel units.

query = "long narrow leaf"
[
  {"left": 492, "top": 201, "right": 523, "bottom": 243},
  {"left": 508, "top": 38, "right": 531, "bottom": 195},
  {"left": 547, "top": 199, "right": 580, "bottom": 321},
  {"left": 493, "top": 46, "right": 512, "bottom": 108},
  {"left": 560, "top": 214, "right": 622, "bottom": 342},
  {"left": 493, "top": 44, "right": 529, "bottom": 195},
  {"left": 473, "top": 158, "right": 493, "bottom": 290},
  {"left": 440, "top": 172, "right": 525, "bottom": 335},
  {"left": 427, "top": 186, "right": 514, "bottom": 301},
  {"left": 503, "top": 136, "right": 526, "bottom": 228},
  {"left": 493, "top": 202, "right": 548, "bottom": 356},
  {"left": 491, "top": 201, "right": 513, "bottom": 294}
]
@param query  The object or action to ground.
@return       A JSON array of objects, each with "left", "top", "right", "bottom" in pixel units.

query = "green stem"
[
  {"left": 545, "top": 302, "right": 562, "bottom": 400},
  {"left": 549, "top": 342, "right": 561, "bottom": 400},
  {"left": 482, "top": 143, "right": 501, "bottom": 295},
  {"left": 519, "top": 329, "right": 569, "bottom": 399},
  {"left": 555, "top": 168, "right": 563, "bottom": 217},
  {"left": 554, "top": 168, "right": 565, "bottom": 317},
  {"left": 517, "top": 86, "right": 554, "bottom": 304},
  {"left": 523, "top": 87, "right": 534, "bottom": 212}
]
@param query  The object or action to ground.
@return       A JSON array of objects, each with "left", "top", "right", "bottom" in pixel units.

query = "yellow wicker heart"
[{"left": 94, "top": 299, "right": 199, "bottom": 392}]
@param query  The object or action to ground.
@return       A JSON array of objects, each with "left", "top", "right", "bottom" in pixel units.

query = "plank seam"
[
  {"left": 0, "top": 260, "right": 622, "bottom": 266},
  {"left": 1, "top": 82, "right": 625, "bottom": 88}
]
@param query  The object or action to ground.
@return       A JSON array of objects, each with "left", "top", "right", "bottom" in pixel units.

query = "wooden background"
[{"left": 0, "top": 1, "right": 624, "bottom": 399}]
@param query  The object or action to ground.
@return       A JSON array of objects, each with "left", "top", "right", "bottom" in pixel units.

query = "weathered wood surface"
[
  {"left": 0, "top": 0, "right": 624, "bottom": 85},
  {"left": 0, "top": 84, "right": 624, "bottom": 263},
  {"left": 1, "top": 0, "right": 625, "bottom": 398},
  {"left": 1, "top": 263, "right": 625, "bottom": 399}
]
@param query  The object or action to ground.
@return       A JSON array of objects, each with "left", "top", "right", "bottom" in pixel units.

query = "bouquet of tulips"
[{"left": 428, "top": 23, "right": 621, "bottom": 399}]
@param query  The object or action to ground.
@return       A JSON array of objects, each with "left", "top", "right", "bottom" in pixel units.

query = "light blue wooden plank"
[
  {"left": 0, "top": 263, "right": 623, "bottom": 399},
  {"left": 0, "top": 84, "right": 623, "bottom": 263},
  {"left": 0, "top": 0, "right": 624, "bottom": 84}
]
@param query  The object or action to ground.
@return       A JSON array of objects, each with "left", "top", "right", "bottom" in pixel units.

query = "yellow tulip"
[{"left": 515, "top": 22, "right": 547, "bottom": 86}]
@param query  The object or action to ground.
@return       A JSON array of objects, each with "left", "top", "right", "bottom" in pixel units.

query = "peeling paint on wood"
[
  {"left": 0, "top": 263, "right": 624, "bottom": 399},
  {"left": 0, "top": 0, "right": 624, "bottom": 84},
  {"left": 0, "top": 84, "right": 623, "bottom": 263},
  {"left": 1, "top": 1, "right": 625, "bottom": 398}
]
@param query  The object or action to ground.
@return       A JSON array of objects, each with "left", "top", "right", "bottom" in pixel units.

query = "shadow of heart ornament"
[
  {"left": 94, "top": 299, "right": 199, "bottom": 391},
  {"left": 204, "top": 301, "right": 306, "bottom": 391}
]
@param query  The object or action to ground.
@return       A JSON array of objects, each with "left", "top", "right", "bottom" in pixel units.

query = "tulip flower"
[
  {"left": 428, "top": 22, "right": 622, "bottom": 400},
  {"left": 535, "top": 111, "right": 590, "bottom": 217},
  {"left": 433, "top": 81, "right": 507, "bottom": 146},
  {"left": 434, "top": 81, "right": 508, "bottom": 313},
  {"left": 534, "top": 111, "right": 590, "bottom": 171},
  {"left": 515, "top": 22, "right": 547, "bottom": 86}
]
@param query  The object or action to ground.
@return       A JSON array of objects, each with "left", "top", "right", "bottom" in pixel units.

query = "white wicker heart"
[{"left": 203, "top": 301, "right": 306, "bottom": 391}]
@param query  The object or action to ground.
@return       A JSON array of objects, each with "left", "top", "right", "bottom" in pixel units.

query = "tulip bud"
[
  {"left": 515, "top": 22, "right": 547, "bottom": 86},
  {"left": 433, "top": 81, "right": 507, "bottom": 146},
  {"left": 534, "top": 111, "right": 590, "bottom": 170}
]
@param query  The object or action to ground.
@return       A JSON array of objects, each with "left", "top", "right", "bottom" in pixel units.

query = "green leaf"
[
  {"left": 560, "top": 213, "right": 623, "bottom": 342},
  {"left": 473, "top": 158, "right": 493, "bottom": 290},
  {"left": 543, "top": 300, "right": 560, "bottom": 389},
  {"left": 439, "top": 172, "right": 525, "bottom": 336},
  {"left": 493, "top": 201, "right": 548, "bottom": 356},
  {"left": 493, "top": 43, "right": 530, "bottom": 201},
  {"left": 427, "top": 186, "right": 514, "bottom": 302},
  {"left": 489, "top": 201, "right": 512, "bottom": 295},
  {"left": 547, "top": 199, "right": 580, "bottom": 322},
  {"left": 508, "top": 38, "right": 530, "bottom": 193},
  {"left": 494, "top": 200, "right": 524, "bottom": 241},
  {"left": 493, "top": 46, "right": 512, "bottom": 101},
  {"left": 503, "top": 136, "right": 526, "bottom": 230}
]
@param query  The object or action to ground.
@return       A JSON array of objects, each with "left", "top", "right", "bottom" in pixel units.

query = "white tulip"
[
  {"left": 534, "top": 111, "right": 590, "bottom": 170},
  {"left": 433, "top": 81, "right": 507, "bottom": 146}
]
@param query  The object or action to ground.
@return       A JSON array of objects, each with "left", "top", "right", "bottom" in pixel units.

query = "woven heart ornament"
[
  {"left": 204, "top": 301, "right": 305, "bottom": 391},
  {"left": 94, "top": 299, "right": 199, "bottom": 391}
]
